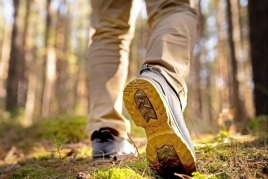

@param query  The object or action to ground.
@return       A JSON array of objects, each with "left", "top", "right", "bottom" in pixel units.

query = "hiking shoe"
[
  {"left": 91, "top": 128, "right": 136, "bottom": 163},
  {"left": 123, "top": 67, "right": 196, "bottom": 177}
]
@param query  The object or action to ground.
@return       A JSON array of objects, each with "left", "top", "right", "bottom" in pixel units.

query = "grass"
[
  {"left": 195, "top": 131, "right": 268, "bottom": 178},
  {"left": 0, "top": 116, "right": 267, "bottom": 178}
]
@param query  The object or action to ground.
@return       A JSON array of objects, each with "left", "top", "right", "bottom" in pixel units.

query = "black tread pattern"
[
  {"left": 156, "top": 145, "right": 189, "bottom": 177},
  {"left": 134, "top": 89, "right": 157, "bottom": 123}
]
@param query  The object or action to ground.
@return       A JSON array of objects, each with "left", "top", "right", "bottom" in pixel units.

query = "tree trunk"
[
  {"left": 226, "top": 0, "right": 249, "bottom": 130},
  {"left": 195, "top": 0, "right": 204, "bottom": 120},
  {"left": 56, "top": 0, "right": 69, "bottom": 114},
  {"left": 0, "top": 24, "right": 12, "bottom": 102},
  {"left": 231, "top": 0, "right": 245, "bottom": 100},
  {"left": 41, "top": 0, "right": 56, "bottom": 117},
  {"left": 42, "top": 47, "right": 56, "bottom": 117},
  {"left": 24, "top": 2, "right": 39, "bottom": 126},
  {"left": 18, "top": 0, "right": 31, "bottom": 107},
  {"left": 24, "top": 49, "right": 37, "bottom": 126},
  {"left": 40, "top": 0, "right": 52, "bottom": 117},
  {"left": 216, "top": 1, "right": 230, "bottom": 112},
  {"left": 5, "top": 0, "right": 20, "bottom": 112},
  {"left": 0, "top": 20, "right": 5, "bottom": 61},
  {"left": 248, "top": 0, "right": 268, "bottom": 116}
]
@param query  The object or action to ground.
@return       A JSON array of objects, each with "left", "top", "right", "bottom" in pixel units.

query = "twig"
[
  {"left": 174, "top": 173, "right": 192, "bottom": 179},
  {"left": 127, "top": 133, "right": 140, "bottom": 159},
  {"left": 4, "top": 146, "right": 17, "bottom": 162},
  {"left": 142, "top": 165, "right": 148, "bottom": 177},
  {"left": 91, "top": 148, "right": 105, "bottom": 161}
]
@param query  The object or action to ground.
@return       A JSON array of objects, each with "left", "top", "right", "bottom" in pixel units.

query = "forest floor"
[{"left": 0, "top": 116, "right": 267, "bottom": 179}]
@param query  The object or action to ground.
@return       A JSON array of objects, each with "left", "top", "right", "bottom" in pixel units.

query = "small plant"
[
  {"left": 219, "top": 130, "right": 230, "bottom": 138},
  {"left": 52, "top": 135, "right": 67, "bottom": 160}
]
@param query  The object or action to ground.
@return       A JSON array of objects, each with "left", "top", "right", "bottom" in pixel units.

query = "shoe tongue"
[
  {"left": 101, "top": 128, "right": 119, "bottom": 136},
  {"left": 91, "top": 128, "right": 119, "bottom": 141}
]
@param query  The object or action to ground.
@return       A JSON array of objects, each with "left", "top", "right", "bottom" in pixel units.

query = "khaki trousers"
[{"left": 87, "top": 0, "right": 197, "bottom": 139}]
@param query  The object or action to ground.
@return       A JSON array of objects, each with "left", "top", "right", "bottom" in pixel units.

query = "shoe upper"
[
  {"left": 140, "top": 68, "right": 196, "bottom": 159},
  {"left": 91, "top": 128, "right": 136, "bottom": 162}
]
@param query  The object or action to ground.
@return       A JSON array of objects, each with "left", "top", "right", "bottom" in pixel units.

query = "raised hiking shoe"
[
  {"left": 123, "top": 67, "right": 196, "bottom": 177},
  {"left": 91, "top": 128, "right": 136, "bottom": 163}
]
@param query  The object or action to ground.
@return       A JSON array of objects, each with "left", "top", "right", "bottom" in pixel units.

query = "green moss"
[
  {"left": 192, "top": 172, "right": 229, "bottom": 179},
  {"left": 192, "top": 172, "right": 208, "bottom": 179},
  {"left": 0, "top": 115, "right": 88, "bottom": 145},
  {"left": 92, "top": 167, "right": 149, "bottom": 179},
  {"left": 207, "top": 162, "right": 224, "bottom": 173},
  {"left": 217, "top": 150, "right": 230, "bottom": 161},
  {"left": 192, "top": 172, "right": 224, "bottom": 179},
  {"left": 219, "top": 130, "right": 230, "bottom": 138},
  {"left": 249, "top": 115, "right": 268, "bottom": 135},
  {"left": 12, "top": 164, "right": 63, "bottom": 179},
  {"left": 214, "top": 172, "right": 230, "bottom": 179},
  {"left": 31, "top": 115, "right": 88, "bottom": 143},
  {"left": 0, "top": 121, "right": 24, "bottom": 139},
  {"left": 76, "top": 146, "right": 92, "bottom": 158},
  {"left": 1, "top": 115, "right": 268, "bottom": 179}
]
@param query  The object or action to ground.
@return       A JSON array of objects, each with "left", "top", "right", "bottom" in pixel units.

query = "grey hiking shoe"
[
  {"left": 91, "top": 128, "right": 136, "bottom": 163},
  {"left": 123, "top": 66, "right": 196, "bottom": 177}
]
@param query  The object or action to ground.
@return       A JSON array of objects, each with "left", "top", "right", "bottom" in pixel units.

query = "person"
[{"left": 87, "top": 0, "right": 197, "bottom": 177}]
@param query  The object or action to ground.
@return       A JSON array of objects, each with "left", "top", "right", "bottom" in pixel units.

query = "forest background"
[
  {"left": 0, "top": 0, "right": 267, "bottom": 178},
  {"left": 0, "top": 0, "right": 267, "bottom": 132}
]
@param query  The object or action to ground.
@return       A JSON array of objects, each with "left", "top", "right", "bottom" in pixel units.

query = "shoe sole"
[{"left": 123, "top": 78, "right": 195, "bottom": 176}]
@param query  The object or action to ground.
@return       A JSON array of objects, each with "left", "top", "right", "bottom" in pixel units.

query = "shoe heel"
[{"left": 124, "top": 78, "right": 196, "bottom": 176}]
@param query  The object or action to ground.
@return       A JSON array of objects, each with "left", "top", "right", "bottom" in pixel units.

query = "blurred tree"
[
  {"left": 74, "top": 0, "right": 90, "bottom": 115},
  {"left": 216, "top": 1, "right": 230, "bottom": 112},
  {"left": 42, "top": 0, "right": 57, "bottom": 117},
  {"left": 0, "top": 3, "right": 3, "bottom": 60},
  {"left": 0, "top": 22, "right": 12, "bottom": 109},
  {"left": 40, "top": 0, "right": 52, "bottom": 116},
  {"left": 248, "top": 0, "right": 268, "bottom": 116},
  {"left": 193, "top": 0, "right": 203, "bottom": 121},
  {"left": 18, "top": 0, "right": 31, "bottom": 107},
  {"left": 226, "top": 0, "right": 249, "bottom": 131},
  {"left": 5, "top": 0, "right": 20, "bottom": 112},
  {"left": 0, "top": 0, "right": 261, "bottom": 133},
  {"left": 56, "top": 0, "right": 69, "bottom": 114},
  {"left": 24, "top": 0, "right": 40, "bottom": 126}
]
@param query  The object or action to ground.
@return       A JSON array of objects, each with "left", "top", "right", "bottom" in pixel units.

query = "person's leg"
[
  {"left": 123, "top": 0, "right": 197, "bottom": 177},
  {"left": 145, "top": 1, "right": 197, "bottom": 111},
  {"left": 87, "top": 0, "right": 135, "bottom": 139}
]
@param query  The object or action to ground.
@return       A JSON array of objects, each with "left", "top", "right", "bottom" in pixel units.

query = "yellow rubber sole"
[{"left": 123, "top": 78, "right": 195, "bottom": 176}]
